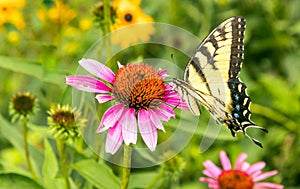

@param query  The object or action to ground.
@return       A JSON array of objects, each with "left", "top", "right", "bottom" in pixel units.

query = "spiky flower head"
[
  {"left": 9, "top": 92, "right": 37, "bottom": 122},
  {"left": 160, "top": 152, "right": 186, "bottom": 183},
  {"left": 47, "top": 104, "right": 85, "bottom": 142}
]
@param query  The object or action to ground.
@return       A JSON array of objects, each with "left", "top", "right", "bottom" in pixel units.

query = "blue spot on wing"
[
  {"left": 235, "top": 104, "right": 241, "bottom": 111},
  {"left": 234, "top": 93, "right": 239, "bottom": 101},
  {"left": 233, "top": 113, "right": 240, "bottom": 118}
]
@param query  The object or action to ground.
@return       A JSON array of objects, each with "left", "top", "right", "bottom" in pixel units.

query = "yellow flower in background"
[
  {"left": 48, "top": 1, "right": 76, "bottom": 24},
  {"left": 7, "top": 11, "right": 26, "bottom": 29},
  {"left": 110, "top": 0, "right": 155, "bottom": 48},
  {"left": 110, "top": 22, "right": 155, "bottom": 48},
  {"left": 79, "top": 18, "right": 93, "bottom": 31},
  {"left": 112, "top": 0, "right": 141, "bottom": 7},
  {"left": 61, "top": 26, "right": 81, "bottom": 55},
  {"left": 0, "top": 0, "right": 25, "bottom": 7},
  {"left": 37, "top": 0, "right": 76, "bottom": 25},
  {"left": 111, "top": 0, "right": 153, "bottom": 30},
  {"left": 64, "top": 41, "right": 79, "bottom": 55},
  {"left": 6, "top": 31, "right": 20, "bottom": 43},
  {"left": 0, "top": 0, "right": 26, "bottom": 29}
]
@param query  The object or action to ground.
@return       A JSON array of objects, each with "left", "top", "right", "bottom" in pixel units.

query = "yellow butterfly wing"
[{"left": 173, "top": 16, "right": 268, "bottom": 147}]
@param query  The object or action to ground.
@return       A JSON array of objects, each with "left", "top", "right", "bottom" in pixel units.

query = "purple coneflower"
[
  {"left": 199, "top": 151, "right": 283, "bottom": 189},
  {"left": 66, "top": 58, "right": 187, "bottom": 154}
]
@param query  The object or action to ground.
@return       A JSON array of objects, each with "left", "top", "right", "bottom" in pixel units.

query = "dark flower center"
[
  {"left": 12, "top": 94, "right": 35, "bottom": 116},
  {"left": 218, "top": 170, "right": 254, "bottom": 189},
  {"left": 124, "top": 13, "right": 133, "bottom": 22},
  {"left": 112, "top": 64, "right": 165, "bottom": 110},
  {"left": 51, "top": 111, "right": 75, "bottom": 128}
]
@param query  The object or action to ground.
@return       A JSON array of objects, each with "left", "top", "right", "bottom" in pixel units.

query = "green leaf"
[
  {"left": 72, "top": 159, "right": 120, "bottom": 189},
  {"left": 0, "top": 56, "right": 43, "bottom": 79},
  {"left": 0, "top": 56, "right": 67, "bottom": 87},
  {"left": 128, "top": 172, "right": 157, "bottom": 189},
  {"left": 28, "top": 123, "right": 52, "bottom": 138},
  {"left": 181, "top": 182, "right": 203, "bottom": 189},
  {"left": 43, "top": 139, "right": 58, "bottom": 177},
  {"left": 42, "top": 69, "right": 67, "bottom": 87},
  {"left": 0, "top": 173, "right": 43, "bottom": 189},
  {"left": 42, "top": 0, "right": 55, "bottom": 7},
  {"left": 42, "top": 139, "right": 62, "bottom": 189},
  {"left": 0, "top": 113, "right": 43, "bottom": 177}
]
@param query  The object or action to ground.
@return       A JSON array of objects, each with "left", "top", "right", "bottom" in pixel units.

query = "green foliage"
[
  {"left": 42, "top": 139, "right": 62, "bottom": 189},
  {"left": 0, "top": 173, "right": 43, "bottom": 189},
  {"left": 73, "top": 160, "right": 121, "bottom": 189}
]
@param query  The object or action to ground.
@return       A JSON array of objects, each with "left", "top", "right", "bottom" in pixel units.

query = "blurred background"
[{"left": 0, "top": 0, "right": 299, "bottom": 188}]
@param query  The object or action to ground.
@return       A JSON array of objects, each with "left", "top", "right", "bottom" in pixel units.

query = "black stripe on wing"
[
  {"left": 228, "top": 16, "right": 245, "bottom": 79},
  {"left": 172, "top": 78, "right": 201, "bottom": 116},
  {"left": 225, "top": 79, "right": 268, "bottom": 147}
]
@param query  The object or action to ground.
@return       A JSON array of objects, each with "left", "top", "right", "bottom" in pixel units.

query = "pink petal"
[
  {"left": 121, "top": 108, "right": 137, "bottom": 145},
  {"left": 246, "top": 162, "right": 266, "bottom": 175},
  {"left": 79, "top": 58, "right": 115, "bottom": 83},
  {"left": 165, "top": 83, "right": 173, "bottom": 93},
  {"left": 241, "top": 162, "right": 250, "bottom": 171},
  {"left": 95, "top": 94, "right": 114, "bottom": 103},
  {"left": 152, "top": 108, "right": 170, "bottom": 122},
  {"left": 162, "top": 94, "right": 179, "bottom": 106},
  {"left": 235, "top": 152, "right": 247, "bottom": 170},
  {"left": 202, "top": 160, "right": 222, "bottom": 179},
  {"left": 254, "top": 182, "right": 283, "bottom": 189},
  {"left": 138, "top": 109, "right": 158, "bottom": 151},
  {"left": 220, "top": 151, "right": 231, "bottom": 171},
  {"left": 252, "top": 170, "right": 263, "bottom": 179},
  {"left": 159, "top": 69, "right": 168, "bottom": 78},
  {"left": 65, "top": 75, "right": 111, "bottom": 93},
  {"left": 105, "top": 122, "right": 123, "bottom": 154},
  {"left": 203, "top": 170, "right": 219, "bottom": 179},
  {"left": 97, "top": 103, "right": 124, "bottom": 132},
  {"left": 163, "top": 90, "right": 189, "bottom": 109},
  {"left": 253, "top": 170, "right": 278, "bottom": 182},
  {"left": 158, "top": 104, "right": 175, "bottom": 120},
  {"left": 199, "top": 177, "right": 219, "bottom": 188},
  {"left": 208, "top": 183, "right": 221, "bottom": 189},
  {"left": 148, "top": 109, "right": 165, "bottom": 132},
  {"left": 199, "top": 177, "right": 216, "bottom": 183}
]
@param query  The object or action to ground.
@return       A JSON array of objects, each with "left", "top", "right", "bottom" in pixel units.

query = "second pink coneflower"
[{"left": 199, "top": 151, "right": 283, "bottom": 189}]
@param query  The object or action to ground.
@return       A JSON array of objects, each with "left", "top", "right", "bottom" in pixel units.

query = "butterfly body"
[{"left": 173, "top": 16, "right": 268, "bottom": 147}]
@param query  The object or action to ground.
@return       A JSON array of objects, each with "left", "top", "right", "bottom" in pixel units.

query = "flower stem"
[
  {"left": 102, "top": 0, "right": 112, "bottom": 59},
  {"left": 57, "top": 139, "right": 70, "bottom": 189},
  {"left": 121, "top": 145, "right": 132, "bottom": 189},
  {"left": 103, "top": 0, "right": 111, "bottom": 35},
  {"left": 22, "top": 118, "right": 37, "bottom": 179}
]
